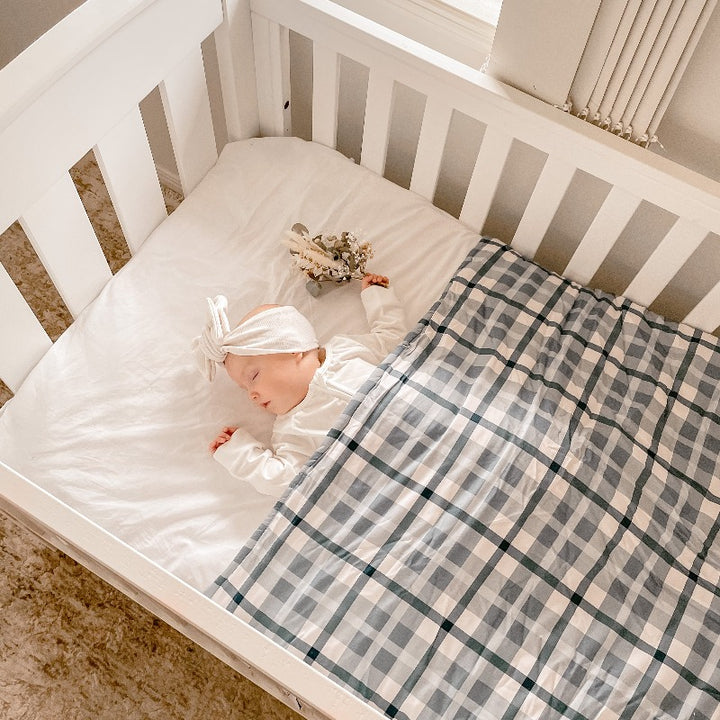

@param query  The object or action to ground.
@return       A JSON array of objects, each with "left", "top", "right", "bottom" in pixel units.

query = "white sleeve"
[
  {"left": 356, "top": 284, "right": 408, "bottom": 362},
  {"left": 212, "top": 427, "right": 306, "bottom": 499}
]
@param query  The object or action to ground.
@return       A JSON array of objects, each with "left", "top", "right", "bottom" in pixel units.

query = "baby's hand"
[
  {"left": 362, "top": 273, "right": 390, "bottom": 290},
  {"left": 209, "top": 425, "right": 239, "bottom": 453}
]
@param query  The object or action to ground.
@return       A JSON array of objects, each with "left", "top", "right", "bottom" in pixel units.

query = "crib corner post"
[
  {"left": 215, "top": 0, "right": 261, "bottom": 141},
  {"left": 250, "top": 12, "right": 292, "bottom": 138}
]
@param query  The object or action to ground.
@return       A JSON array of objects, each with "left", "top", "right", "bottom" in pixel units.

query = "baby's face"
[{"left": 224, "top": 352, "right": 315, "bottom": 415}]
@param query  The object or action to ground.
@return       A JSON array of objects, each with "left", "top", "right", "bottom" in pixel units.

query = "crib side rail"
[
  {"left": 0, "top": 0, "right": 234, "bottom": 393},
  {"left": 249, "top": 0, "right": 720, "bottom": 334},
  {"left": 0, "top": 460, "right": 385, "bottom": 720}
]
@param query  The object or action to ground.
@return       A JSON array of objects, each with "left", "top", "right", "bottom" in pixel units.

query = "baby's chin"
[
  {"left": 262, "top": 401, "right": 290, "bottom": 416},
  {"left": 269, "top": 394, "right": 307, "bottom": 416}
]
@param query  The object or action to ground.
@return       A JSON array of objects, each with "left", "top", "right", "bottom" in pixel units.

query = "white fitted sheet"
[{"left": 0, "top": 138, "right": 479, "bottom": 589}]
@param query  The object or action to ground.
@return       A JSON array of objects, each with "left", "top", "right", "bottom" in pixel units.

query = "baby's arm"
[
  {"left": 211, "top": 426, "right": 307, "bottom": 499},
  {"left": 356, "top": 275, "right": 407, "bottom": 361}
]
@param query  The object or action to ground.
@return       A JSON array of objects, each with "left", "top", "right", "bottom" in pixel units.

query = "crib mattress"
[{"left": 0, "top": 137, "right": 479, "bottom": 589}]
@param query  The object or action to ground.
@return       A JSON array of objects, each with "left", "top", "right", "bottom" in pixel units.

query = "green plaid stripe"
[{"left": 211, "top": 238, "right": 720, "bottom": 720}]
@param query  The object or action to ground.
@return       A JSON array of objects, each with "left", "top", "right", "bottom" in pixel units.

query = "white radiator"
[{"left": 568, "top": 0, "right": 717, "bottom": 145}]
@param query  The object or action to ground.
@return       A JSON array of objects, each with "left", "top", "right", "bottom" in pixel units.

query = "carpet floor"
[{"left": 0, "top": 154, "right": 302, "bottom": 720}]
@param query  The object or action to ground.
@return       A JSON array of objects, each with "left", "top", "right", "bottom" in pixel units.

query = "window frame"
[{"left": 328, "top": 0, "right": 499, "bottom": 69}]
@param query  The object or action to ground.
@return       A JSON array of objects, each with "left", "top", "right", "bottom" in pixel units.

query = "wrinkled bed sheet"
[{"left": 0, "top": 138, "right": 478, "bottom": 588}]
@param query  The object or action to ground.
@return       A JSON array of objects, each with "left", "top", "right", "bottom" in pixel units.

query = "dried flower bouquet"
[{"left": 283, "top": 223, "right": 374, "bottom": 296}]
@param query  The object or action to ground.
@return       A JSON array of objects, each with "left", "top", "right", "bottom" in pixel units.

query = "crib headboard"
[{"left": 2, "top": 0, "right": 720, "bottom": 395}]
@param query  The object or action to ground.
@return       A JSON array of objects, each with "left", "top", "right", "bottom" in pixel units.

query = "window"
[
  {"left": 329, "top": 0, "right": 502, "bottom": 69},
  {"left": 438, "top": 0, "right": 502, "bottom": 25}
]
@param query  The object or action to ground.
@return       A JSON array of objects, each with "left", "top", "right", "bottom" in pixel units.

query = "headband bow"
[{"left": 192, "top": 295, "right": 318, "bottom": 381}]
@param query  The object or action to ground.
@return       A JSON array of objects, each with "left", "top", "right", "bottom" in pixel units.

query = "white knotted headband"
[{"left": 192, "top": 295, "right": 318, "bottom": 381}]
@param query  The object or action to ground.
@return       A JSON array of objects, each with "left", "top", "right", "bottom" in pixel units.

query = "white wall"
[
  {"left": 655, "top": 3, "right": 720, "bottom": 183},
  {"left": 486, "top": 0, "right": 600, "bottom": 105}
]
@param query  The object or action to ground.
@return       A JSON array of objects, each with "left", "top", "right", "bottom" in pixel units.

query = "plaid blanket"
[{"left": 211, "top": 238, "right": 720, "bottom": 720}]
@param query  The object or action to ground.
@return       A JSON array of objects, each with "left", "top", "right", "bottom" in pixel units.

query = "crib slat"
[
  {"left": 94, "top": 106, "right": 168, "bottom": 255},
  {"left": 312, "top": 44, "right": 340, "bottom": 148},
  {"left": 409, "top": 98, "right": 453, "bottom": 201},
  {"left": 564, "top": 187, "right": 641, "bottom": 286},
  {"left": 252, "top": 14, "right": 291, "bottom": 137},
  {"left": 19, "top": 173, "right": 112, "bottom": 319},
  {"left": 624, "top": 218, "right": 709, "bottom": 308},
  {"left": 0, "top": 263, "right": 52, "bottom": 393},
  {"left": 360, "top": 69, "right": 395, "bottom": 175},
  {"left": 160, "top": 46, "right": 218, "bottom": 195},
  {"left": 511, "top": 155, "right": 576, "bottom": 259},
  {"left": 213, "top": 0, "right": 260, "bottom": 141},
  {"left": 459, "top": 126, "right": 513, "bottom": 233},
  {"left": 684, "top": 280, "right": 720, "bottom": 333}
]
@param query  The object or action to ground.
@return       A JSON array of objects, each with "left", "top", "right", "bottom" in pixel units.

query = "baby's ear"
[{"left": 295, "top": 348, "right": 319, "bottom": 362}]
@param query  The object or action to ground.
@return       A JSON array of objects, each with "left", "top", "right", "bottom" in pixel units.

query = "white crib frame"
[{"left": 2, "top": 0, "right": 720, "bottom": 717}]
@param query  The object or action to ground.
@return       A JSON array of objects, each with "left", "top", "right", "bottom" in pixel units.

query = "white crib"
[{"left": 2, "top": 1, "right": 720, "bottom": 718}]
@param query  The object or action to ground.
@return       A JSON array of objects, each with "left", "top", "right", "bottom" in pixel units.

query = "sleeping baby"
[{"left": 192, "top": 274, "right": 406, "bottom": 498}]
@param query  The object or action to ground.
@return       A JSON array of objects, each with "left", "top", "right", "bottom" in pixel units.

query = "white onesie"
[{"left": 213, "top": 285, "right": 407, "bottom": 498}]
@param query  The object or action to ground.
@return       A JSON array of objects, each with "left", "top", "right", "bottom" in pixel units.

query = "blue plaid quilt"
[{"left": 211, "top": 238, "right": 720, "bottom": 720}]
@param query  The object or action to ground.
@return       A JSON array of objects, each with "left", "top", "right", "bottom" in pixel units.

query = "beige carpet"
[{"left": 0, "top": 155, "right": 302, "bottom": 720}]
